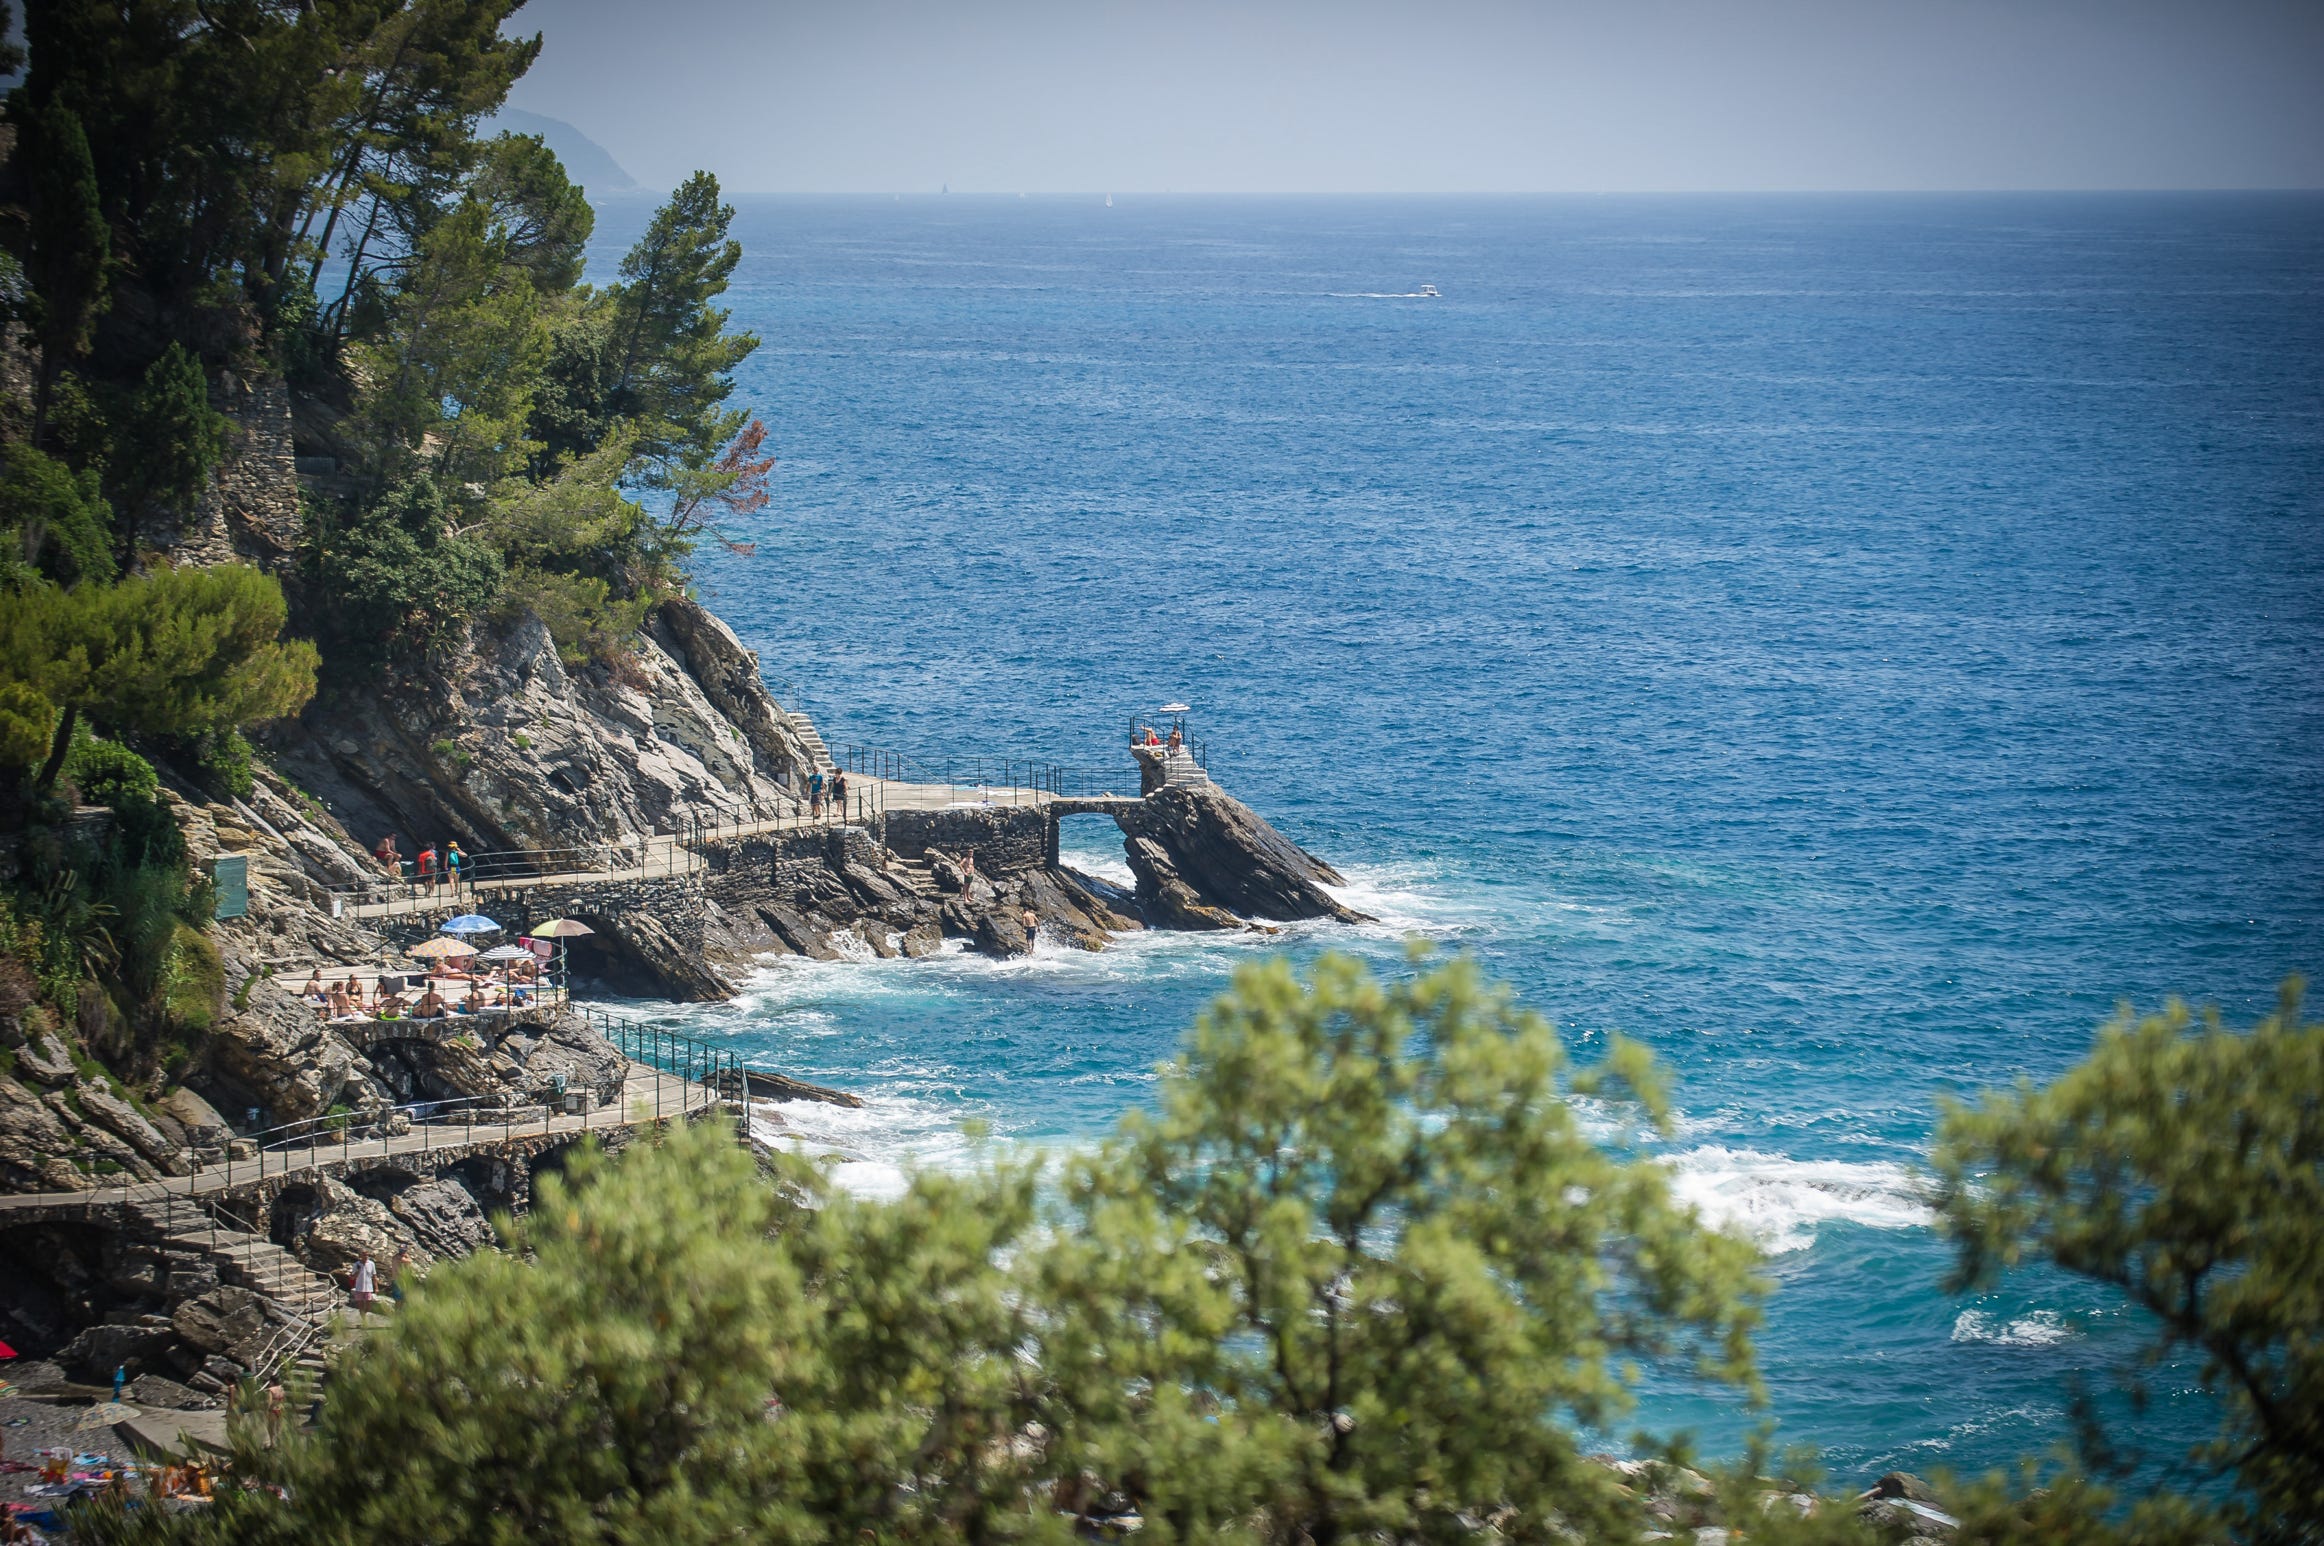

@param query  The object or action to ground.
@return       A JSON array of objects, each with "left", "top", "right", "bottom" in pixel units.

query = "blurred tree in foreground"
[
  {"left": 1932, "top": 981, "right": 2323, "bottom": 1545},
  {"left": 75, "top": 955, "right": 2263, "bottom": 1544}
]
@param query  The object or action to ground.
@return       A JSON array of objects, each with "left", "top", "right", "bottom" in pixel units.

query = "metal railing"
[
  {"left": 579, "top": 1006, "right": 746, "bottom": 1115},
  {"left": 323, "top": 846, "right": 672, "bottom": 915},
  {"left": 317, "top": 738, "right": 1216, "bottom": 917},
  {"left": 38, "top": 1025, "right": 740, "bottom": 1236},
  {"left": 675, "top": 793, "right": 885, "bottom": 852},
  {"left": 826, "top": 745, "right": 1154, "bottom": 803}
]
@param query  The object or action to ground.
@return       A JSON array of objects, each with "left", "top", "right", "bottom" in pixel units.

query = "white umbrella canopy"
[{"left": 476, "top": 944, "right": 536, "bottom": 961}]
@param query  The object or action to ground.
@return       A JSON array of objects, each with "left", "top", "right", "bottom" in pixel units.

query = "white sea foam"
[
  {"left": 1057, "top": 842, "right": 1135, "bottom": 889},
  {"left": 1951, "top": 1309, "right": 2074, "bottom": 1347},
  {"left": 1665, "top": 1145, "right": 1931, "bottom": 1253}
]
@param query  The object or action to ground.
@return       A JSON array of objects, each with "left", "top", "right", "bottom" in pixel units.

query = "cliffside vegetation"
[{"left": 0, "top": 0, "right": 766, "bottom": 1101}]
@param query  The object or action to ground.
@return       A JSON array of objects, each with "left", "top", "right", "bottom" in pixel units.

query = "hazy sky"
[{"left": 505, "top": 0, "right": 2324, "bottom": 194}]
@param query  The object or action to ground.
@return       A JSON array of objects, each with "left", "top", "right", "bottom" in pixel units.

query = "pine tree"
[
  {"left": 24, "top": 98, "right": 109, "bottom": 433},
  {"left": 606, "top": 171, "right": 760, "bottom": 474},
  {"left": 1, "top": 563, "right": 319, "bottom": 792},
  {"left": 111, "top": 344, "right": 229, "bottom": 559}
]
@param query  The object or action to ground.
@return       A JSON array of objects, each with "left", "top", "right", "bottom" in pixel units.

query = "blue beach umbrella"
[{"left": 440, "top": 914, "right": 501, "bottom": 935}]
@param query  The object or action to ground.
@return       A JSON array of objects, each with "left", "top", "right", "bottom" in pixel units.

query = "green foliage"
[
  {"left": 24, "top": 97, "right": 109, "bottom": 368},
  {"left": 1935, "top": 1460, "right": 2230, "bottom": 1546},
  {"left": 264, "top": 269, "right": 334, "bottom": 389},
  {"left": 0, "top": 445, "right": 116, "bottom": 587},
  {"left": 157, "top": 920, "right": 223, "bottom": 1032},
  {"left": 38, "top": 371, "right": 113, "bottom": 482},
  {"left": 1043, "top": 952, "right": 1767, "bottom": 1542},
  {"left": 11, "top": 2, "right": 760, "bottom": 690},
  {"left": 499, "top": 567, "right": 652, "bottom": 666},
  {"left": 471, "top": 132, "right": 594, "bottom": 295},
  {"left": 350, "top": 198, "right": 550, "bottom": 492},
  {"left": 82, "top": 956, "right": 1792, "bottom": 1543},
  {"left": 21, "top": 0, "right": 537, "bottom": 342},
  {"left": 605, "top": 172, "right": 759, "bottom": 476},
  {"left": 528, "top": 295, "right": 618, "bottom": 467},
  {"left": 1, "top": 563, "right": 319, "bottom": 771},
  {"left": 0, "top": 679, "right": 54, "bottom": 773},
  {"left": 111, "top": 345, "right": 229, "bottom": 547},
  {"left": 238, "top": 1119, "right": 808, "bottom": 1544},
  {"left": 1932, "top": 981, "right": 2324, "bottom": 1541},
  {"left": 61, "top": 733, "right": 158, "bottom": 807},
  {"left": 306, "top": 476, "right": 504, "bottom": 666},
  {"left": 187, "top": 726, "right": 254, "bottom": 798}
]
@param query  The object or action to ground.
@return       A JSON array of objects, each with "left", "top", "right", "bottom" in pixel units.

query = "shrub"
[
  {"left": 190, "top": 727, "right": 254, "bottom": 798},
  {"left": 0, "top": 444, "right": 116, "bottom": 587},
  {"left": 305, "top": 476, "right": 504, "bottom": 668},
  {"left": 62, "top": 733, "right": 158, "bottom": 807},
  {"left": 159, "top": 924, "right": 224, "bottom": 1033},
  {"left": 0, "top": 680, "right": 52, "bottom": 773}
]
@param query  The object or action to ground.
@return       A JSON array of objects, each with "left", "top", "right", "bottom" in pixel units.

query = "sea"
[{"left": 579, "top": 193, "right": 2324, "bottom": 1489}]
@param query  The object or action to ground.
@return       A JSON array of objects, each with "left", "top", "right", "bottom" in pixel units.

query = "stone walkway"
[
  {"left": 339, "top": 774, "right": 1089, "bottom": 920},
  {"left": 0, "top": 1066, "right": 713, "bottom": 1220}
]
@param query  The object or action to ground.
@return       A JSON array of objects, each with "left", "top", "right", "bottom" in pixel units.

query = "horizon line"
[{"left": 591, "top": 185, "right": 2324, "bottom": 200}]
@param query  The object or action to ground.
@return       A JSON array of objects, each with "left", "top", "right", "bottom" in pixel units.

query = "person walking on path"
[
  {"left": 830, "top": 769, "right": 848, "bottom": 822},
  {"left": 350, "top": 1253, "right": 377, "bottom": 1320},
  {"left": 445, "top": 840, "right": 466, "bottom": 893},
  {"left": 808, "top": 769, "right": 825, "bottom": 818},
  {"left": 416, "top": 844, "right": 438, "bottom": 893},
  {"left": 265, "top": 1380, "right": 286, "bottom": 1444}
]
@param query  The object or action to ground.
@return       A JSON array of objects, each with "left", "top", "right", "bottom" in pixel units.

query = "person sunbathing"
[
  {"left": 461, "top": 985, "right": 488, "bottom": 1014},
  {"left": 375, "top": 989, "right": 408, "bottom": 1018},
  {"left": 300, "top": 970, "right": 325, "bottom": 1003},
  {"left": 412, "top": 987, "right": 448, "bottom": 1020},
  {"left": 326, "top": 984, "right": 357, "bottom": 1018}
]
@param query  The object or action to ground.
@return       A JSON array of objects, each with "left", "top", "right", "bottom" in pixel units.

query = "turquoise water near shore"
[{"left": 584, "top": 194, "right": 2323, "bottom": 1484}]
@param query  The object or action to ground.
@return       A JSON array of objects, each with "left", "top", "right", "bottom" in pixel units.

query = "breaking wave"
[
  {"left": 1665, "top": 1145, "right": 1932, "bottom": 1254},
  {"left": 1951, "top": 1309, "right": 2075, "bottom": 1347}
]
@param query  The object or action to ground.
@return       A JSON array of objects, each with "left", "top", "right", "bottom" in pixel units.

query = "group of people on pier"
[{"left": 371, "top": 833, "right": 472, "bottom": 892}]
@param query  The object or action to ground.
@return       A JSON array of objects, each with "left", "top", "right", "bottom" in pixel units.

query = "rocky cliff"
[{"left": 267, "top": 596, "right": 815, "bottom": 861}]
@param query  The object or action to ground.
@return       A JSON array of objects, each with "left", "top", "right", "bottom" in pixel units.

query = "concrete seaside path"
[
  {"left": 0, "top": 1064, "right": 713, "bottom": 1220},
  {"left": 338, "top": 774, "right": 1126, "bottom": 921}
]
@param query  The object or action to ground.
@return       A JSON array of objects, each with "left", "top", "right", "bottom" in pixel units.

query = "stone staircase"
[
  {"left": 122, "top": 1199, "right": 351, "bottom": 1389},
  {"left": 127, "top": 1200, "right": 344, "bottom": 1334},
  {"left": 781, "top": 703, "right": 836, "bottom": 776},
  {"left": 890, "top": 854, "right": 944, "bottom": 902}
]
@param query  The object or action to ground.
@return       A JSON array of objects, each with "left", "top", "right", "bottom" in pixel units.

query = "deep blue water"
[{"left": 584, "top": 194, "right": 2324, "bottom": 1488}]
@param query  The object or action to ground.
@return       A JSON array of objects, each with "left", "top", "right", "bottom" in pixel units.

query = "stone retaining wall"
[{"left": 881, "top": 805, "right": 1053, "bottom": 873}]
